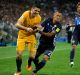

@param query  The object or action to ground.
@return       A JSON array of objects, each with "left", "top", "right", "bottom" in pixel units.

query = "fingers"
[{"left": 26, "top": 27, "right": 33, "bottom": 32}]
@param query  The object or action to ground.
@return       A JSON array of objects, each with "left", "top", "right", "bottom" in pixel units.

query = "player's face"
[
  {"left": 77, "top": 5, "right": 80, "bottom": 14},
  {"left": 31, "top": 7, "right": 40, "bottom": 17},
  {"left": 53, "top": 12, "right": 62, "bottom": 22}
]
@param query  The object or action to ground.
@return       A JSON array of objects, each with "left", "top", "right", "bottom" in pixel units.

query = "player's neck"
[
  {"left": 53, "top": 19, "right": 56, "bottom": 24},
  {"left": 29, "top": 11, "right": 35, "bottom": 18}
]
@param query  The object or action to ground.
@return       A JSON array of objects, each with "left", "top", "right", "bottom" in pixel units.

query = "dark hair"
[{"left": 30, "top": 4, "right": 40, "bottom": 9}]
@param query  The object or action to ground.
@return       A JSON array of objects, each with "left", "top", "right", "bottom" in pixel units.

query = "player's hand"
[
  {"left": 35, "top": 25, "right": 43, "bottom": 31},
  {"left": 35, "top": 25, "right": 42, "bottom": 29},
  {"left": 37, "top": 27, "right": 44, "bottom": 32},
  {"left": 26, "top": 27, "right": 33, "bottom": 33}
]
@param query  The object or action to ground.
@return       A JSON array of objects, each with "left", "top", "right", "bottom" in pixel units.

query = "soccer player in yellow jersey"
[{"left": 14, "top": 6, "right": 41, "bottom": 75}]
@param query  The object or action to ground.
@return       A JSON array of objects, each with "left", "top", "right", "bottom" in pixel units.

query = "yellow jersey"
[{"left": 17, "top": 10, "right": 41, "bottom": 42}]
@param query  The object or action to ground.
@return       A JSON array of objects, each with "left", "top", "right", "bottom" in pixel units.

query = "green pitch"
[{"left": 0, "top": 42, "right": 80, "bottom": 75}]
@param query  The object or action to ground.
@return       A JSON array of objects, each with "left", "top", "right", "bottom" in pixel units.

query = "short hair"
[
  {"left": 53, "top": 11, "right": 63, "bottom": 20},
  {"left": 54, "top": 11, "right": 62, "bottom": 16},
  {"left": 30, "top": 5, "right": 40, "bottom": 9}
]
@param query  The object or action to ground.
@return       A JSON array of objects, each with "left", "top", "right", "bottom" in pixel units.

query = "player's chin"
[{"left": 35, "top": 13, "right": 39, "bottom": 15}]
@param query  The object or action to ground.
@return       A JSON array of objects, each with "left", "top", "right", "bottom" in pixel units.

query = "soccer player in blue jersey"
[
  {"left": 70, "top": 2, "right": 80, "bottom": 67},
  {"left": 31, "top": 11, "right": 62, "bottom": 75}
]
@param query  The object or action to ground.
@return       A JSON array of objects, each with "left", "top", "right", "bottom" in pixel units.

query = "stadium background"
[{"left": 0, "top": 0, "right": 80, "bottom": 75}]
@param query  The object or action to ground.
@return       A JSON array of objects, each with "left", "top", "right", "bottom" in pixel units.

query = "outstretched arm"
[
  {"left": 39, "top": 31, "right": 55, "bottom": 37},
  {"left": 39, "top": 27, "right": 61, "bottom": 37}
]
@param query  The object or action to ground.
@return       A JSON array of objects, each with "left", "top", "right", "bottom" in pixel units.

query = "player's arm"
[
  {"left": 39, "top": 31, "right": 54, "bottom": 37},
  {"left": 15, "top": 21, "right": 33, "bottom": 32},
  {"left": 15, "top": 12, "right": 33, "bottom": 32},
  {"left": 39, "top": 26, "right": 61, "bottom": 37},
  {"left": 16, "top": 21, "right": 26, "bottom": 30}
]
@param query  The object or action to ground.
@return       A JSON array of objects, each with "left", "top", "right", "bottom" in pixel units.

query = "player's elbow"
[{"left": 15, "top": 23, "right": 20, "bottom": 29}]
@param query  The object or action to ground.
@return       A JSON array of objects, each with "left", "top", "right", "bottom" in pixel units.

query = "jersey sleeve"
[{"left": 18, "top": 11, "right": 28, "bottom": 24}]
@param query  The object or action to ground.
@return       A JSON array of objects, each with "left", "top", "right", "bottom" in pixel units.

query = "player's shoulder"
[
  {"left": 23, "top": 10, "right": 30, "bottom": 13},
  {"left": 46, "top": 17, "right": 52, "bottom": 21},
  {"left": 43, "top": 17, "right": 52, "bottom": 23}
]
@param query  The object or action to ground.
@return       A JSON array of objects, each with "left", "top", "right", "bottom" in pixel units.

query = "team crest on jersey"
[{"left": 56, "top": 28, "right": 60, "bottom": 32}]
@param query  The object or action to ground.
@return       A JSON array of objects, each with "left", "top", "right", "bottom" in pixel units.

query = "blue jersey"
[
  {"left": 74, "top": 14, "right": 80, "bottom": 26},
  {"left": 72, "top": 14, "right": 80, "bottom": 45},
  {"left": 73, "top": 14, "right": 80, "bottom": 32},
  {"left": 40, "top": 18, "right": 62, "bottom": 45}
]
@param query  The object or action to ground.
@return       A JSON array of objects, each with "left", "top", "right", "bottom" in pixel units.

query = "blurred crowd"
[
  {"left": 0, "top": 1, "right": 25, "bottom": 24},
  {"left": 0, "top": 0, "right": 79, "bottom": 45},
  {"left": 0, "top": 0, "right": 77, "bottom": 24}
]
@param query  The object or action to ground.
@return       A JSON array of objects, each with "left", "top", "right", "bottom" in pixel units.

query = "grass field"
[{"left": 0, "top": 42, "right": 80, "bottom": 75}]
